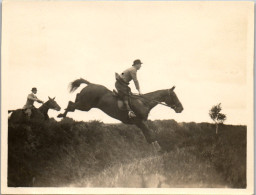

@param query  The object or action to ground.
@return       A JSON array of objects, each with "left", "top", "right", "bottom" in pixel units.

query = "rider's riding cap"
[
  {"left": 132, "top": 59, "right": 143, "bottom": 66},
  {"left": 32, "top": 87, "right": 37, "bottom": 91}
]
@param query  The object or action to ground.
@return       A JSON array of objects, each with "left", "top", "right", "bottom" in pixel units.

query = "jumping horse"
[
  {"left": 58, "top": 78, "right": 183, "bottom": 148},
  {"left": 9, "top": 97, "right": 61, "bottom": 123}
]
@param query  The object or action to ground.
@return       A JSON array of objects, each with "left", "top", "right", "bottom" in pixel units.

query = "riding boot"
[{"left": 124, "top": 99, "right": 136, "bottom": 118}]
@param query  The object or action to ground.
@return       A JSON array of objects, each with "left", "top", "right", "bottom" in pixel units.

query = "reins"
[{"left": 130, "top": 92, "right": 172, "bottom": 108}]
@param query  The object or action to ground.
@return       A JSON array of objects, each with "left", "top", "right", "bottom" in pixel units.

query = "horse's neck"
[
  {"left": 39, "top": 103, "right": 49, "bottom": 115},
  {"left": 143, "top": 90, "right": 168, "bottom": 108}
]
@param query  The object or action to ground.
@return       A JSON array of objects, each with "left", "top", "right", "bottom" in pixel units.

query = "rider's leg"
[
  {"left": 123, "top": 96, "right": 136, "bottom": 118},
  {"left": 123, "top": 96, "right": 131, "bottom": 111},
  {"left": 115, "top": 81, "right": 136, "bottom": 118},
  {"left": 25, "top": 109, "right": 32, "bottom": 120}
]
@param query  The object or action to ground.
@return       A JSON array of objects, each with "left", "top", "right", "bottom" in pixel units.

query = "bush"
[{"left": 8, "top": 119, "right": 246, "bottom": 188}]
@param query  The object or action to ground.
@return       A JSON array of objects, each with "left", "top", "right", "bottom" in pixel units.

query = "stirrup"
[{"left": 128, "top": 111, "right": 136, "bottom": 118}]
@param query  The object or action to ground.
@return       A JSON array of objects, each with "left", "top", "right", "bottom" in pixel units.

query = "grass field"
[{"left": 8, "top": 118, "right": 246, "bottom": 188}]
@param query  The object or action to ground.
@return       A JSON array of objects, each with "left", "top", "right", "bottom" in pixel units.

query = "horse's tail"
[{"left": 69, "top": 78, "right": 91, "bottom": 93}]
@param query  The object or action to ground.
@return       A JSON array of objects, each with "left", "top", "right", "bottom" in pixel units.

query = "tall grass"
[{"left": 8, "top": 118, "right": 246, "bottom": 188}]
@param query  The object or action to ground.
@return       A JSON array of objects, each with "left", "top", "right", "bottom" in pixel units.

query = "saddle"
[{"left": 113, "top": 89, "right": 127, "bottom": 111}]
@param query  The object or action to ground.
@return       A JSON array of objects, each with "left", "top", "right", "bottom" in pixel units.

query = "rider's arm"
[
  {"left": 28, "top": 94, "right": 43, "bottom": 103},
  {"left": 130, "top": 69, "right": 141, "bottom": 94},
  {"left": 37, "top": 99, "right": 44, "bottom": 103}
]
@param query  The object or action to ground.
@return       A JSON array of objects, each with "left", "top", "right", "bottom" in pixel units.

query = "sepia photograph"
[{"left": 1, "top": 1, "right": 254, "bottom": 194}]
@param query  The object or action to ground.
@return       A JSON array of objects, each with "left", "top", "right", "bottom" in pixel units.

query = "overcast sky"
[{"left": 3, "top": 1, "right": 254, "bottom": 125}]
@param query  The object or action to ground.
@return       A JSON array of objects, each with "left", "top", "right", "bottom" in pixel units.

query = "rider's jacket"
[
  {"left": 120, "top": 66, "right": 140, "bottom": 90},
  {"left": 23, "top": 93, "right": 40, "bottom": 109}
]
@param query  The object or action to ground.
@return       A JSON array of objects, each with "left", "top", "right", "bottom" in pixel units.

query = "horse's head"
[
  {"left": 46, "top": 97, "right": 61, "bottom": 111},
  {"left": 164, "top": 86, "right": 183, "bottom": 113}
]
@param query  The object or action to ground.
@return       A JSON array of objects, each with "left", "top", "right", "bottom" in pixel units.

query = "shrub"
[{"left": 8, "top": 119, "right": 246, "bottom": 188}]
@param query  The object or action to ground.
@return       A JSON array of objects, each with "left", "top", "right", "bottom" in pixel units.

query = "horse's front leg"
[
  {"left": 57, "top": 101, "right": 76, "bottom": 118},
  {"left": 136, "top": 121, "right": 162, "bottom": 152}
]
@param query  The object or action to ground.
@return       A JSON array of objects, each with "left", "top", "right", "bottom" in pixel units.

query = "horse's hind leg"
[{"left": 57, "top": 101, "right": 76, "bottom": 118}]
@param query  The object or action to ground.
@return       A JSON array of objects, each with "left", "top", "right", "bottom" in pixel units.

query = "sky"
[{"left": 3, "top": 1, "right": 254, "bottom": 125}]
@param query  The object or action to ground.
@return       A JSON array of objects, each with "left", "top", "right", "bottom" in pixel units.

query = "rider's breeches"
[
  {"left": 115, "top": 80, "right": 131, "bottom": 95},
  {"left": 25, "top": 109, "right": 32, "bottom": 118}
]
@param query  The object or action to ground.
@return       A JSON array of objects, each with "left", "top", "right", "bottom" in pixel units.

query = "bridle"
[
  {"left": 40, "top": 100, "right": 54, "bottom": 110},
  {"left": 131, "top": 89, "right": 176, "bottom": 109},
  {"left": 166, "top": 89, "right": 178, "bottom": 110}
]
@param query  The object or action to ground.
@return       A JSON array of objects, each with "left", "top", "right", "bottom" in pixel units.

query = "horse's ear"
[
  {"left": 170, "top": 86, "right": 175, "bottom": 91},
  {"left": 53, "top": 97, "right": 55, "bottom": 100},
  {"left": 48, "top": 96, "right": 52, "bottom": 100}
]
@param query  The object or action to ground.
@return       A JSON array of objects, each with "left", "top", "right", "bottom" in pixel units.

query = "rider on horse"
[
  {"left": 115, "top": 59, "right": 143, "bottom": 118},
  {"left": 23, "top": 87, "right": 44, "bottom": 120}
]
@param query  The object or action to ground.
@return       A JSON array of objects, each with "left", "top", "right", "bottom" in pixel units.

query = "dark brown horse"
[
  {"left": 9, "top": 97, "right": 61, "bottom": 123},
  {"left": 58, "top": 78, "right": 183, "bottom": 146}
]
